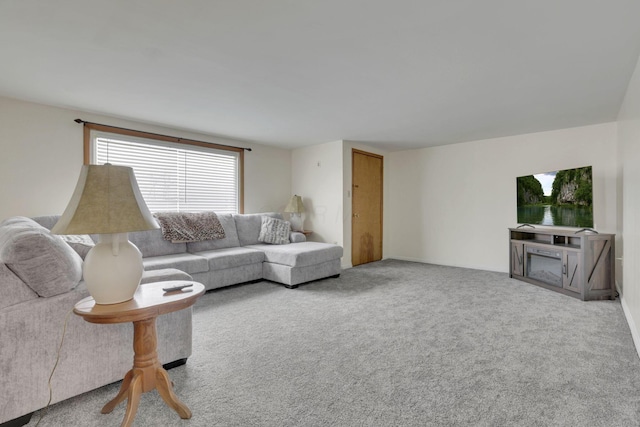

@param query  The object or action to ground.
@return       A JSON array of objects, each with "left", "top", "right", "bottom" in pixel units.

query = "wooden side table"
[{"left": 74, "top": 281, "right": 205, "bottom": 427}]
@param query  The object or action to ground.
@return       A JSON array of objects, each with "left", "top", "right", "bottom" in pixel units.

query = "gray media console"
[{"left": 509, "top": 227, "right": 615, "bottom": 300}]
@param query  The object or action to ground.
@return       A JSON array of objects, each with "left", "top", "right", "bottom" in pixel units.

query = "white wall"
[
  {"left": 0, "top": 96, "right": 291, "bottom": 220},
  {"left": 617, "top": 54, "right": 640, "bottom": 353},
  {"left": 243, "top": 142, "right": 292, "bottom": 214},
  {"left": 0, "top": 97, "right": 83, "bottom": 218},
  {"left": 291, "top": 141, "right": 344, "bottom": 250},
  {"left": 386, "top": 123, "right": 618, "bottom": 273}
]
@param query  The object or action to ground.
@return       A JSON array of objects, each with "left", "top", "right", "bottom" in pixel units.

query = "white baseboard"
[
  {"left": 384, "top": 255, "right": 427, "bottom": 263},
  {"left": 382, "top": 256, "right": 509, "bottom": 273},
  {"left": 620, "top": 295, "right": 640, "bottom": 360}
]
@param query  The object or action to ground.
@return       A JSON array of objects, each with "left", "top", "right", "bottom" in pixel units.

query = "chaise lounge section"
[{"left": 234, "top": 213, "right": 343, "bottom": 288}]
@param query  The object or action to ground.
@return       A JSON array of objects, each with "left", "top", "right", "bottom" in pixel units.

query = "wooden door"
[{"left": 352, "top": 150, "right": 383, "bottom": 266}]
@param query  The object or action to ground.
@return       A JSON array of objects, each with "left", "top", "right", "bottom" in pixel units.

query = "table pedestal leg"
[
  {"left": 121, "top": 374, "right": 142, "bottom": 427},
  {"left": 100, "top": 317, "right": 192, "bottom": 427},
  {"left": 102, "top": 369, "right": 134, "bottom": 414},
  {"left": 156, "top": 367, "right": 192, "bottom": 418}
]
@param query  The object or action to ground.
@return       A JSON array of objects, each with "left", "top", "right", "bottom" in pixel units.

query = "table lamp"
[
  {"left": 284, "top": 195, "right": 305, "bottom": 232},
  {"left": 52, "top": 164, "right": 159, "bottom": 304}
]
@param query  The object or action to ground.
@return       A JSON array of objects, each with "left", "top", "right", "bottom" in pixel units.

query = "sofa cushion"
[
  {"left": 187, "top": 214, "right": 241, "bottom": 252},
  {"left": 60, "top": 234, "right": 95, "bottom": 259},
  {"left": 0, "top": 217, "right": 82, "bottom": 297},
  {"left": 142, "top": 252, "right": 209, "bottom": 274},
  {"left": 129, "top": 228, "right": 187, "bottom": 258},
  {"left": 234, "top": 212, "right": 281, "bottom": 246},
  {"left": 196, "top": 247, "right": 265, "bottom": 270},
  {"left": 140, "top": 268, "right": 193, "bottom": 284},
  {"left": 246, "top": 242, "right": 344, "bottom": 268},
  {"left": 258, "top": 216, "right": 291, "bottom": 245}
]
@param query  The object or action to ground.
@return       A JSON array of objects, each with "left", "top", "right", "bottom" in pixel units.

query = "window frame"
[{"left": 82, "top": 122, "right": 245, "bottom": 213}]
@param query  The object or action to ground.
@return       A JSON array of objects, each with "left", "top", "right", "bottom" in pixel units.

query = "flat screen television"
[{"left": 516, "top": 166, "right": 593, "bottom": 228}]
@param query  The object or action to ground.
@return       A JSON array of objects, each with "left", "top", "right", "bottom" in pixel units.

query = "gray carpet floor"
[{"left": 27, "top": 260, "right": 640, "bottom": 426}]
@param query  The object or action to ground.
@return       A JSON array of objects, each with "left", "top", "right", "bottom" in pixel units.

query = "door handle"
[
  {"left": 353, "top": 213, "right": 360, "bottom": 218},
  {"left": 563, "top": 264, "right": 567, "bottom": 276}
]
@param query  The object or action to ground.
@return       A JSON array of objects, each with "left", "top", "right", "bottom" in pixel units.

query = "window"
[{"left": 87, "top": 127, "right": 243, "bottom": 214}]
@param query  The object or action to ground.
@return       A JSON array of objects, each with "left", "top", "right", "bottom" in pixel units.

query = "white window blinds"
[{"left": 93, "top": 135, "right": 239, "bottom": 214}]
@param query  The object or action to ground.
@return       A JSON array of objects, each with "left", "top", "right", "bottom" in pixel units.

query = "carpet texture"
[{"left": 26, "top": 260, "right": 640, "bottom": 426}]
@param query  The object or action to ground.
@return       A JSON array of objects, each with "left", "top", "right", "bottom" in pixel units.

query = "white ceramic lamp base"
[
  {"left": 83, "top": 233, "right": 144, "bottom": 305},
  {"left": 289, "top": 213, "right": 304, "bottom": 232}
]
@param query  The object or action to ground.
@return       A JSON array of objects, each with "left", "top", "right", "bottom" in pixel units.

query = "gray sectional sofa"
[
  {"left": 0, "top": 212, "right": 343, "bottom": 426},
  {"left": 132, "top": 212, "right": 343, "bottom": 290}
]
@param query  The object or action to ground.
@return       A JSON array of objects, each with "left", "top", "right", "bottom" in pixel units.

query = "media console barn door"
[
  {"left": 563, "top": 250, "right": 581, "bottom": 293},
  {"left": 511, "top": 243, "right": 524, "bottom": 277},
  {"left": 509, "top": 228, "right": 615, "bottom": 301}
]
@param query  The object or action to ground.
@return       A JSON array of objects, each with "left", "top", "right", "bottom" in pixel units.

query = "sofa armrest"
[
  {"left": 0, "top": 263, "right": 38, "bottom": 310},
  {"left": 290, "top": 232, "right": 306, "bottom": 243}
]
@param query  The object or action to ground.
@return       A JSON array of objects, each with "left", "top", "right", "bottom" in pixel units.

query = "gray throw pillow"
[
  {"left": 258, "top": 216, "right": 291, "bottom": 245},
  {"left": 0, "top": 218, "right": 82, "bottom": 297}
]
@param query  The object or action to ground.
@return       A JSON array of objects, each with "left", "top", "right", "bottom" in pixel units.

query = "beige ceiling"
[{"left": 1, "top": 1, "right": 640, "bottom": 151}]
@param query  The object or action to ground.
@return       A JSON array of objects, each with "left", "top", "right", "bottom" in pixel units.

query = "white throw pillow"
[{"left": 258, "top": 216, "right": 291, "bottom": 245}]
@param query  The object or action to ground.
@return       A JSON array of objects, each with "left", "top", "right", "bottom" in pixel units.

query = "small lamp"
[
  {"left": 284, "top": 195, "right": 305, "bottom": 232},
  {"left": 52, "top": 164, "right": 159, "bottom": 305}
]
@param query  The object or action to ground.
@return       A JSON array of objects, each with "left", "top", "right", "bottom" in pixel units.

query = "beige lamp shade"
[
  {"left": 52, "top": 164, "right": 159, "bottom": 235},
  {"left": 284, "top": 195, "right": 305, "bottom": 214}
]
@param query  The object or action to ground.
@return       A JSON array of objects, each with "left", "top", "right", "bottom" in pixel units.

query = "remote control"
[{"left": 162, "top": 283, "right": 193, "bottom": 293}]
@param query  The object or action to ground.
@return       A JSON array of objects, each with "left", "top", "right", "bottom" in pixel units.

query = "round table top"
[{"left": 74, "top": 281, "right": 205, "bottom": 324}]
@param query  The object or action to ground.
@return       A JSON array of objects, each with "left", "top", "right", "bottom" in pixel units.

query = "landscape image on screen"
[{"left": 516, "top": 166, "right": 593, "bottom": 228}]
